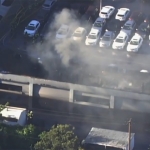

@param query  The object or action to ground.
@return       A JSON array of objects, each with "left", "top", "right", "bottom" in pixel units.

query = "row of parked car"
[
  {"left": 55, "top": 5, "right": 150, "bottom": 52},
  {"left": 82, "top": 6, "right": 150, "bottom": 52},
  {"left": 23, "top": 3, "right": 150, "bottom": 52}
]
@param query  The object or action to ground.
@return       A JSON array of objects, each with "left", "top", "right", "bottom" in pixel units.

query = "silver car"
[
  {"left": 42, "top": 0, "right": 56, "bottom": 11},
  {"left": 99, "top": 30, "right": 115, "bottom": 48}
]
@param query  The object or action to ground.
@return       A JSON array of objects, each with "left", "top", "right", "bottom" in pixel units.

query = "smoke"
[{"left": 26, "top": 6, "right": 150, "bottom": 86}]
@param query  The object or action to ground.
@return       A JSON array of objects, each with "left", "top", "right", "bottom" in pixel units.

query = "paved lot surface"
[{"left": 0, "top": 0, "right": 150, "bottom": 86}]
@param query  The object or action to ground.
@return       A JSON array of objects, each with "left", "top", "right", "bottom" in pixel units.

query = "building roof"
[
  {"left": 83, "top": 127, "right": 135, "bottom": 149},
  {"left": 0, "top": 106, "right": 26, "bottom": 120}
]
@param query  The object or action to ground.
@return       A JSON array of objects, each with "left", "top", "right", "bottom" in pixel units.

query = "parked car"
[
  {"left": 106, "top": 19, "right": 122, "bottom": 33},
  {"left": 55, "top": 24, "right": 70, "bottom": 40},
  {"left": 85, "top": 28, "right": 101, "bottom": 46},
  {"left": 127, "top": 33, "right": 143, "bottom": 52},
  {"left": 81, "top": 5, "right": 99, "bottom": 25},
  {"left": 42, "top": 0, "right": 56, "bottom": 11},
  {"left": 91, "top": 17, "right": 106, "bottom": 37},
  {"left": 72, "top": 27, "right": 87, "bottom": 42},
  {"left": 121, "top": 20, "right": 136, "bottom": 36},
  {"left": 24, "top": 20, "right": 40, "bottom": 37},
  {"left": 99, "top": 6, "right": 115, "bottom": 19},
  {"left": 144, "top": 14, "right": 150, "bottom": 24},
  {"left": 112, "top": 31, "right": 129, "bottom": 50},
  {"left": 99, "top": 30, "right": 115, "bottom": 48},
  {"left": 136, "top": 22, "right": 150, "bottom": 38},
  {"left": 115, "top": 8, "right": 130, "bottom": 21},
  {"left": 129, "top": 11, "right": 145, "bottom": 25}
]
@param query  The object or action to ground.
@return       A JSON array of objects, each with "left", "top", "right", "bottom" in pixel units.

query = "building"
[
  {"left": 82, "top": 127, "right": 135, "bottom": 150},
  {"left": 0, "top": 106, "right": 27, "bottom": 126}
]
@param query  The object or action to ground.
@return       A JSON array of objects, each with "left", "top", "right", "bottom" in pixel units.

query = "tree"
[
  {"left": 34, "top": 124, "right": 83, "bottom": 150},
  {"left": 0, "top": 124, "right": 40, "bottom": 149},
  {"left": 0, "top": 102, "right": 9, "bottom": 112}
]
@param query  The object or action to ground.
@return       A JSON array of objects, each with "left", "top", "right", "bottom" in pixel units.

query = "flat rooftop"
[{"left": 83, "top": 127, "right": 135, "bottom": 149}]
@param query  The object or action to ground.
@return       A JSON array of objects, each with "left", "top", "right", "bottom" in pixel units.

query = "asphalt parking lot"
[{"left": 0, "top": 0, "right": 150, "bottom": 84}]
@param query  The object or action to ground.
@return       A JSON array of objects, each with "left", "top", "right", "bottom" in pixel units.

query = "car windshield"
[
  {"left": 94, "top": 22, "right": 102, "bottom": 27},
  {"left": 101, "top": 12, "right": 107, "bottom": 14},
  {"left": 102, "top": 36, "right": 110, "bottom": 41},
  {"left": 118, "top": 14, "right": 124, "bottom": 17},
  {"left": 123, "top": 25, "right": 131, "bottom": 30},
  {"left": 115, "top": 38, "right": 124, "bottom": 43},
  {"left": 43, "top": 4, "right": 50, "bottom": 7},
  {"left": 130, "top": 40, "right": 139, "bottom": 45},
  {"left": 58, "top": 29, "right": 67, "bottom": 35},
  {"left": 73, "top": 32, "right": 82, "bottom": 37},
  {"left": 139, "top": 26, "right": 147, "bottom": 32},
  {"left": 26, "top": 25, "right": 35, "bottom": 30},
  {"left": 88, "top": 34, "right": 97, "bottom": 39}
]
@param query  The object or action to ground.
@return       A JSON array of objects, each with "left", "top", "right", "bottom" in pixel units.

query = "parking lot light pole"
[{"left": 100, "top": 0, "right": 102, "bottom": 13}]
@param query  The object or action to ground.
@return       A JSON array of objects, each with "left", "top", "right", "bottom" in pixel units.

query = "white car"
[
  {"left": 127, "top": 34, "right": 143, "bottom": 52},
  {"left": 56, "top": 24, "right": 70, "bottom": 40},
  {"left": 72, "top": 27, "right": 87, "bottom": 41},
  {"left": 112, "top": 32, "right": 129, "bottom": 49},
  {"left": 24, "top": 20, "right": 40, "bottom": 37},
  {"left": 92, "top": 17, "right": 106, "bottom": 36},
  {"left": 115, "top": 8, "right": 130, "bottom": 21},
  {"left": 99, "top": 6, "right": 115, "bottom": 19},
  {"left": 99, "top": 30, "right": 115, "bottom": 47},
  {"left": 85, "top": 28, "right": 101, "bottom": 46},
  {"left": 42, "top": 0, "right": 56, "bottom": 10}
]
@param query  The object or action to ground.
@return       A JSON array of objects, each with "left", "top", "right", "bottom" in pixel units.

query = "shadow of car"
[{"left": 2, "top": 0, "right": 14, "bottom": 6}]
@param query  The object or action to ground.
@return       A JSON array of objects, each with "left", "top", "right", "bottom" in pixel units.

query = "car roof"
[
  {"left": 90, "top": 28, "right": 99, "bottom": 34},
  {"left": 104, "top": 30, "right": 112, "bottom": 36},
  {"left": 74, "top": 27, "right": 85, "bottom": 33},
  {"left": 95, "top": 17, "right": 105, "bottom": 22},
  {"left": 101, "top": 6, "right": 112, "bottom": 12},
  {"left": 139, "top": 22, "right": 149, "bottom": 28},
  {"left": 131, "top": 34, "right": 142, "bottom": 41},
  {"left": 109, "top": 19, "right": 121, "bottom": 24},
  {"left": 124, "top": 20, "right": 135, "bottom": 25},
  {"left": 117, "top": 31, "right": 128, "bottom": 38},
  {"left": 118, "top": 8, "right": 129, "bottom": 14},
  {"left": 29, "top": 20, "right": 39, "bottom": 25},
  {"left": 60, "top": 24, "right": 69, "bottom": 29}
]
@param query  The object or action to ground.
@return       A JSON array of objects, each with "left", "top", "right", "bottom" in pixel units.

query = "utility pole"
[
  {"left": 100, "top": 0, "right": 102, "bottom": 13},
  {"left": 128, "top": 118, "right": 132, "bottom": 150}
]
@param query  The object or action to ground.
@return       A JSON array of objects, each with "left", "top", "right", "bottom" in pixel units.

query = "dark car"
[
  {"left": 106, "top": 19, "right": 122, "bottom": 33},
  {"left": 129, "top": 12, "right": 145, "bottom": 25},
  {"left": 136, "top": 22, "right": 150, "bottom": 38},
  {"left": 81, "top": 5, "right": 99, "bottom": 25},
  {"left": 144, "top": 15, "right": 150, "bottom": 24}
]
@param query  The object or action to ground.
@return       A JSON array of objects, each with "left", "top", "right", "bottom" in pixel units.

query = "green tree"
[
  {"left": 0, "top": 102, "right": 9, "bottom": 112},
  {"left": 34, "top": 124, "right": 83, "bottom": 150},
  {"left": 0, "top": 124, "right": 40, "bottom": 149}
]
